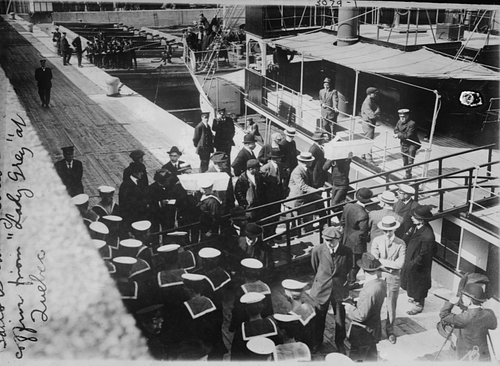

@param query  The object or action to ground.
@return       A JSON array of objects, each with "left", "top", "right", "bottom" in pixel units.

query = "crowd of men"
[{"left": 47, "top": 103, "right": 500, "bottom": 362}]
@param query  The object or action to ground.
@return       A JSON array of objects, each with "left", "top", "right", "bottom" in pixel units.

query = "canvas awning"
[{"left": 272, "top": 31, "right": 499, "bottom": 81}]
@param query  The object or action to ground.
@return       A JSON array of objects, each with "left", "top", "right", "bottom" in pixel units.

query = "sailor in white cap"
[
  {"left": 101, "top": 215, "right": 122, "bottom": 249},
  {"left": 112, "top": 256, "right": 144, "bottom": 313},
  {"left": 92, "top": 186, "right": 119, "bottom": 217},
  {"left": 368, "top": 190, "right": 403, "bottom": 246},
  {"left": 246, "top": 336, "right": 276, "bottom": 361},
  {"left": 89, "top": 221, "right": 109, "bottom": 240},
  {"left": 230, "top": 292, "right": 281, "bottom": 361},
  {"left": 393, "top": 183, "right": 419, "bottom": 236},
  {"left": 129, "top": 221, "right": 155, "bottom": 265},
  {"left": 371, "top": 216, "right": 406, "bottom": 344},
  {"left": 157, "top": 243, "right": 196, "bottom": 272},
  {"left": 198, "top": 179, "right": 222, "bottom": 239},
  {"left": 198, "top": 247, "right": 231, "bottom": 294},
  {"left": 92, "top": 239, "right": 114, "bottom": 261},
  {"left": 273, "top": 313, "right": 311, "bottom": 361},
  {"left": 179, "top": 273, "right": 227, "bottom": 360},
  {"left": 279, "top": 127, "right": 298, "bottom": 187},
  {"left": 71, "top": 193, "right": 99, "bottom": 229},
  {"left": 229, "top": 258, "right": 273, "bottom": 333},
  {"left": 281, "top": 279, "right": 316, "bottom": 351},
  {"left": 393, "top": 108, "right": 420, "bottom": 179}
]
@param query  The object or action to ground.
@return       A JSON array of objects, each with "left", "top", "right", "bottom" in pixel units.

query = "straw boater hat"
[
  {"left": 178, "top": 162, "right": 191, "bottom": 172},
  {"left": 398, "top": 184, "right": 415, "bottom": 195},
  {"left": 356, "top": 252, "right": 383, "bottom": 272},
  {"left": 297, "top": 152, "right": 315, "bottom": 162},
  {"left": 378, "top": 190, "right": 397, "bottom": 205},
  {"left": 312, "top": 131, "right": 326, "bottom": 141},
  {"left": 377, "top": 216, "right": 401, "bottom": 231},
  {"left": 284, "top": 128, "right": 296, "bottom": 137}
]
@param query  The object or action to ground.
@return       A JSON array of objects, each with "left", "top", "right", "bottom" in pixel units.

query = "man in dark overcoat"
[
  {"left": 54, "top": 146, "right": 84, "bottom": 197},
  {"left": 123, "top": 149, "right": 149, "bottom": 188},
  {"left": 393, "top": 109, "right": 420, "bottom": 179},
  {"left": 232, "top": 133, "right": 257, "bottom": 177},
  {"left": 234, "top": 159, "right": 266, "bottom": 222},
  {"left": 340, "top": 187, "right": 373, "bottom": 288},
  {"left": 400, "top": 205, "right": 436, "bottom": 315},
  {"left": 119, "top": 163, "right": 150, "bottom": 234},
  {"left": 193, "top": 112, "right": 214, "bottom": 173},
  {"left": 212, "top": 108, "right": 235, "bottom": 162},
  {"left": 393, "top": 183, "right": 419, "bottom": 239},
  {"left": 34, "top": 59, "right": 53, "bottom": 107},
  {"left": 310, "top": 226, "right": 352, "bottom": 354},
  {"left": 308, "top": 131, "right": 328, "bottom": 189},
  {"left": 279, "top": 127, "right": 298, "bottom": 189}
]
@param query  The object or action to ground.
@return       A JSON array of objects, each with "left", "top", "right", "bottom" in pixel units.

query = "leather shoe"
[
  {"left": 388, "top": 335, "right": 397, "bottom": 344},
  {"left": 407, "top": 305, "right": 423, "bottom": 315}
]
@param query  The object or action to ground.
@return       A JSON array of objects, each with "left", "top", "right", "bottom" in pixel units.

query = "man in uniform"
[
  {"left": 119, "top": 163, "right": 150, "bottom": 234},
  {"left": 52, "top": 27, "right": 61, "bottom": 56},
  {"left": 360, "top": 87, "right": 380, "bottom": 164},
  {"left": 92, "top": 185, "right": 120, "bottom": 217},
  {"left": 212, "top": 108, "right": 235, "bottom": 163},
  {"left": 198, "top": 179, "right": 222, "bottom": 239},
  {"left": 393, "top": 109, "right": 421, "bottom": 179},
  {"left": 193, "top": 112, "right": 214, "bottom": 173},
  {"left": 71, "top": 193, "right": 99, "bottom": 229},
  {"left": 232, "top": 133, "right": 257, "bottom": 177},
  {"left": 310, "top": 226, "right": 352, "bottom": 354},
  {"left": 341, "top": 187, "right": 373, "bottom": 289},
  {"left": 54, "top": 145, "right": 84, "bottom": 197},
  {"left": 34, "top": 59, "right": 52, "bottom": 107},
  {"left": 61, "top": 32, "right": 72, "bottom": 66},
  {"left": 319, "top": 77, "right": 339, "bottom": 137}
]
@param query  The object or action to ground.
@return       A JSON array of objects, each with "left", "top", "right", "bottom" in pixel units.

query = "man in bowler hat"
[
  {"left": 54, "top": 146, "right": 84, "bottom": 197},
  {"left": 35, "top": 59, "right": 52, "bottom": 107},
  {"left": 232, "top": 133, "right": 257, "bottom": 177}
]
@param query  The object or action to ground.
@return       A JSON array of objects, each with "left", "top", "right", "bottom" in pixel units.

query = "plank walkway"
[{"left": 3, "top": 16, "right": 500, "bottom": 364}]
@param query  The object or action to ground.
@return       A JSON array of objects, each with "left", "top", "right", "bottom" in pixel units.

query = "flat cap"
[
  {"left": 240, "top": 292, "right": 266, "bottom": 304},
  {"left": 129, "top": 149, "right": 145, "bottom": 160},
  {"left": 71, "top": 193, "right": 89, "bottom": 205},
  {"left": 366, "top": 87, "right": 378, "bottom": 94},
  {"left": 131, "top": 220, "right": 151, "bottom": 231},
  {"left": 247, "top": 159, "right": 260, "bottom": 169},
  {"left": 198, "top": 247, "right": 221, "bottom": 259},
  {"left": 322, "top": 226, "right": 342, "bottom": 239},
  {"left": 136, "top": 304, "right": 164, "bottom": 318}
]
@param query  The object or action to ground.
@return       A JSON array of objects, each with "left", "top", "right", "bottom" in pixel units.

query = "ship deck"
[{"left": 1, "top": 15, "right": 499, "bottom": 363}]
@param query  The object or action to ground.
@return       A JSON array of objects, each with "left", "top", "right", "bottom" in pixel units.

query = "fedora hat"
[
  {"left": 230, "top": 206, "right": 249, "bottom": 220},
  {"left": 167, "top": 146, "right": 182, "bottom": 155},
  {"left": 411, "top": 205, "right": 433, "bottom": 220},
  {"left": 297, "top": 151, "right": 315, "bottom": 162},
  {"left": 379, "top": 190, "right": 397, "bottom": 204},
  {"left": 461, "top": 283, "right": 487, "bottom": 303},
  {"left": 268, "top": 148, "right": 283, "bottom": 159},
  {"left": 377, "top": 216, "right": 401, "bottom": 231},
  {"left": 245, "top": 223, "right": 263, "bottom": 238},
  {"left": 356, "top": 252, "right": 383, "bottom": 272},
  {"left": 356, "top": 187, "right": 373, "bottom": 204},
  {"left": 243, "top": 133, "right": 256, "bottom": 144}
]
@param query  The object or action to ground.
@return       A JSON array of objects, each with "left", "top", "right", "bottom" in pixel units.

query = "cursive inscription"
[
  {"left": 29, "top": 251, "right": 48, "bottom": 322},
  {"left": 0, "top": 253, "right": 6, "bottom": 349},
  {"left": 7, "top": 147, "right": 34, "bottom": 182},
  {"left": 7, "top": 247, "right": 33, "bottom": 286},
  {"left": 12, "top": 295, "right": 38, "bottom": 359},
  {"left": 0, "top": 188, "right": 34, "bottom": 230}
]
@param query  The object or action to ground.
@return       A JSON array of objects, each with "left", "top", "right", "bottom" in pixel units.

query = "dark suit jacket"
[
  {"left": 347, "top": 278, "right": 386, "bottom": 342},
  {"left": 279, "top": 139, "right": 298, "bottom": 172},
  {"left": 35, "top": 67, "right": 52, "bottom": 89},
  {"left": 119, "top": 177, "right": 150, "bottom": 226},
  {"left": 123, "top": 162, "right": 149, "bottom": 188},
  {"left": 309, "top": 143, "right": 327, "bottom": 188},
  {"left": 310, "top": 243, "right": 352, "bottom": 305},
  {"left": 440, "top": 302, "right": 497, "bottom": 361},
  {"left": 232, "top": 147, "right": 256, "bottom": 177},
  {"left": 400, "top": 223, "right": 436, "bottom": 300},
  {"left": 234, "top": 171, "right": 266, "bottom": 219},
  {"left": 161, "top": 160, "right": 185, "bottom": 176},
  {"left": 54, "top": 159, "right": 84, "bottom": 197},
  {"left": 394, "top": 119, "right": 421, "bottom": 149},
  {"left": 393, "top": 198, "right": 419, "bottom": 237},
  {"left": 193, "top": 122, "right": 214, "bottom": 156},
  {"left": 260, "top": 160, "right": 285, "bottom": 201},
  {"left": 341, "top": 202, "right": 369, "bottom": 254},
  {"left": 212, "top": 116, "right": 235, "bottom": 150}
]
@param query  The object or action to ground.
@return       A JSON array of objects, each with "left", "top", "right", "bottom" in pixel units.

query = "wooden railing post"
[
  {"left": 466, "top": 168, "right": 474, "bottom": 205},
  {"left": 285, "top": 220, "right": 292, "bottom": 265}
]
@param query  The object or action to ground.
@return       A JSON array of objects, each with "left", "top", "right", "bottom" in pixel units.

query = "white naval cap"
[
  {"left": 273, "top": 313, "right": 301, "bottom": 323},
  {"left": 92, "top": 239, "right": 107, "bottom": 249},
  {"left": 157, "top": 244, "right": 180, "bottom": 253},
  {"left": 131, "top": 220, "right": 151, "bottom": 231},
  {"left": 89, "top": 221, "right": 109, "bottom": 235},
  {"left": 119, "top": 239, "right": 142, "bottom": 248},
  {"left": 325, "top": 352, "right": 355, "bottom": 364},
  {"left": 198, "top": 179, "right": 214, "bottom": 189},
  {"left": 281, "top": 279, "right": 308, "bottom": 292},
  {"left": 240, "top": 292, "right": 266, "bottom": 304},
  {"left": 112, "top": 256, "right": 137, "bottom": 265},
  {"left": 102, "top": 215, "right": 122, "bottom": 222},
  {"left": 98, "top": 185, "right": 115, "bottom": 194},
  {"left": 181, "top": 273, "right": 207, "bottom": 282},
  {"left": 246, "top": 337, "right": 275, "bottom": 355},
  {"left": 398, "top": 108, "right": 410, "bottom": 114},
  {"left": 398, "top": 183, "right": 415, "bottom": 195},
  {"left": 198, "top": 247, "right": 221, "bottom": 259},
  {"left": 241, "top": 258, "right": 263, "bottom": 269},
  {"left": 71, "top": 193, "right": 89, "bottom": 205}
]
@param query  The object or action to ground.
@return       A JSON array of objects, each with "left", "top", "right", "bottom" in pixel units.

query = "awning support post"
[
  {"left": 350, "top": 70, "right": 360, "bottom": 141},
  {"left": 422, "top": 91, "right": 441, "bottom": 180}
]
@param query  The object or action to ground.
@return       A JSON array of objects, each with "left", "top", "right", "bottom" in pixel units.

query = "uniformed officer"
[
  {"left": 193, "top": 112, "right": 214, "bottom": 172},
  {"left": 393, "top": 109, "right": 421, "bottom": 179},
  {"left": 212, "top": 107, "right": 235, "bottom": 163}
]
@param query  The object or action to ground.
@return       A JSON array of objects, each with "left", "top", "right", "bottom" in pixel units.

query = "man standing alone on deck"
[
  {"left": 393, "top": 108, "right": 420, "bottom": 179},
  {"left": 319, "top": 77, "right": 339, "bottom": 137},
  {"left": 54, "top": 146, "right": 84, "bottom": 197},
  {"left": 360, "top": 87, "right": 380, "bottom": 165},
  {"left": 35, "top": 59, "right": 52, "bottom": 107},
  {"left": 193, "top": 112, "right": 214, "bottom": 173}
]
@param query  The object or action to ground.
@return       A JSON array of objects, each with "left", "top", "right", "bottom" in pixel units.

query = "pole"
[
  {"left": 422, "top": 91, "right": 441, "bottom": 180},
  {"left": 415, "top": 9, "right": 420, "bottom": 45},
  {"left": 300, "top": 52, "right": 304, "bottom": 120},
  {"left": 351, "top": 70, "right": 360, "bottom": 141},
  {"left": 405, "top": 9, "right": 411, "bottom": 49}
]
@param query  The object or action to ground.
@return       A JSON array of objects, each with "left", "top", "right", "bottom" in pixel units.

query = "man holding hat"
[
  {"left": 279, "top": 128, "right": 298, "bottom": 188},
  {"left": 193, "top": 112, "right": 214, "bottom": 173},
  {"left": 232, "top": 133, "right": 257, "bottom": 177},
  {"left": 212, "top": 108, "right": 235, "bottom": 162},
  {"left": 341, "top": 187, "right": 373, "bottom": 288},
  {"left": 394, "top": 109, "right": 420, "bottom": 179},
  {"left": 344, "top": 252, "right": 387, "bottom": 362},
  {"left": 323, "top": 151, "right": 353, "bottom": 207},
  {"left": 401, "top": 205, "right": 436, "bottom": 315},
  {"left": 360, "top": 87, "right": 381, "bottom": 164},
  {"left": 371, "top": 216, "right": 406, "bottom": 344},
  {"left": 123, "top": 149, "right": 148, "bottom": 188},
  {"left": 368, "top": 190, "right": 403, "bottom": 245},
  {"left": 54, "top": 146, "right": 84, "bottom": 197},
  {"left": 393, "top": 183, "right": 419, "bottom": 237},
  {"left": 288, "top": 151, "right": 326, "bottom": 233},
  {"left": 439, "top": 283, "right": 497, "bottom": 361},
  {"left": 235, "top": 159, "right": 266, "bottom": 221},
  {"left": 310, "top": 226, "right": 352, "bottom": 354},
  {"left": 309, "top": 130, "right": 328, "bottom": 189},
  {"left": 319, "top": 77, "right": 339, "bottom": 137},
  {"left": 92, "top": 186, "right": 119, "bottom": 217},
  {"left": 34, "top": 59, "right": 52, "bottom": 107},
  {"left": 162, "top": 146, "right": 185, "bottom": 177}
]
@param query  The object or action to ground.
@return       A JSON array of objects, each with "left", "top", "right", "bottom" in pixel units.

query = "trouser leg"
[
  {"left": 349, "top": 253, "right": 362, "bottom": 284},
  {"left": 385, "top": 274, "right": 399, "bottom": 336},
  {"left": 333, "top": 299, "right": 347, "bottom": 346},
  {"left": 314, "top": 302, "right": 328, "bottom": 348}
]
